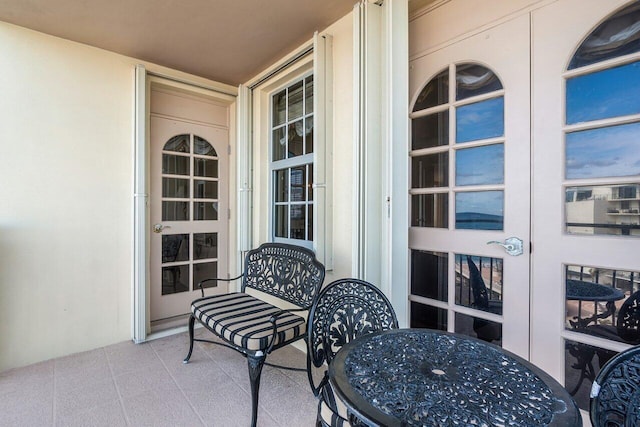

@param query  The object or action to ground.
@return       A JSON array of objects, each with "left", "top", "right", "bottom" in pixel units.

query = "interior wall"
[{"left": 0, "top": 21, "right": 234, "bottom": 371}]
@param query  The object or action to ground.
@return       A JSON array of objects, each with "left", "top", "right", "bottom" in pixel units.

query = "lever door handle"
[
  {"left": 487, "top": 237, "right": 523, "bottom": 256},
  {"left": 153, "top": 223, "right": 170, "bottom": 233}
]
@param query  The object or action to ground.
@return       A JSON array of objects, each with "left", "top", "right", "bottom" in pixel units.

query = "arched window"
[{"left": 564, "top": 2, "right": 640, "bottom": 237}]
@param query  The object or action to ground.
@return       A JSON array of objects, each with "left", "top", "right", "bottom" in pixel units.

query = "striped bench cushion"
[{"left": 191, "top": 292, "right": 306, "bottom": 351}]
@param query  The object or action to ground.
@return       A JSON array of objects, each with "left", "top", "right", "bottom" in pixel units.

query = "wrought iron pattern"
[
  {"left": 242, "top": 243, "right": 325, "bottom": 308},
  {"left": 308, "top": 279, "right": 398, "bottom": 369},
  {"left": 591, "top": 346, "right": 640, "bottom": 427},
  {"left": 617, "top": 291, "right": 640, "bottom": 344},
  {"left": 343, "top": 330, "right": 566, "bottom": 426}
]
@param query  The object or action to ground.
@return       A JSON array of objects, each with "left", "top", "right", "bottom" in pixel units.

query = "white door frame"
[{"left": 133, "top": 65, "right": 237, "bottom": 343}]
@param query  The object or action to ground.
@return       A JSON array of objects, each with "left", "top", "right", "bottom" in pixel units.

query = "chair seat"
[
  {"left": 318, "top": 381, "right": 351, "bottom": 426},
  {"left": 191, "top": 292, "right": 306, "bottom": 351}
]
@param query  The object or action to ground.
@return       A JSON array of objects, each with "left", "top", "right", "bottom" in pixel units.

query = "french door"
[{"left": 409, "top": 14, "right": 531, "bottom": 358}]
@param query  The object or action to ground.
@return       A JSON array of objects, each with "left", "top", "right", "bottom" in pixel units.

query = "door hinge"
[
  {"left": 228, "top": 145, "right": 231, "bottom": 155},
  {"left": 228, "top": 208, "right": 231, "bottom": 219}
]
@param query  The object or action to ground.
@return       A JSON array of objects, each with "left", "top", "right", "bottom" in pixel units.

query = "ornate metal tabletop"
[{"left": 329, "top": 329, "right": 582, "bottom": 427}]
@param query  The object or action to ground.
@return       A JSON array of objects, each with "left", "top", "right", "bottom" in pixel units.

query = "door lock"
[{"left": 487, "top": 237, "right": 523, "bottom": 256}]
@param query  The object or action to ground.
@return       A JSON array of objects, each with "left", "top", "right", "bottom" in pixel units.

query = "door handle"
[
  {"left": 487, "top": 237, "right": 523, "bottom": 256},
  {"left": 153, "top": 223, "right": 170, "bottom": 233}
]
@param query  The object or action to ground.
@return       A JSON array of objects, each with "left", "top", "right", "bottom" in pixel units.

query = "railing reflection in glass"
[{"left": 455, "top": 254, "right": 503, "bottom": 315}]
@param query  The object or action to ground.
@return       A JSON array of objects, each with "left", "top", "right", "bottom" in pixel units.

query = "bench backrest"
[{"left": 241, "top": 243, "right": 325, "bottom": 309}]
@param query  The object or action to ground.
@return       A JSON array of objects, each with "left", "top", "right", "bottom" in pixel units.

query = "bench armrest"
[{"left": 197, "top": 274, "right": 244, "bottom": 297}]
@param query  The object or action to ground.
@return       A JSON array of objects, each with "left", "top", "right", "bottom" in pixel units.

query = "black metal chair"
[
  {"left": 307, "top": 278, "right": 398, "bottom": 427},
  {"left": 590, "top": 344, "right": 640, "bottom": 426},
  {"left": 183, "top": 243, "right": 325, "bottom": 427}
]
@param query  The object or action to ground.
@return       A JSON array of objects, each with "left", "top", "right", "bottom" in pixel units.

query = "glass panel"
[
  {"left": 194, "top": 180, "right": 217, "bottom": 199},
  {"left": 565, "top": 264, "right": 640, "bottom": 345},
  {"left": 456, "top": 97, "right": 504, "bottom": 143},
  {"left": 272, "top": 89, "right": 287, "bottom": 126},
  {"left": 565, "top": 122, "right": 640, "bottom": 179},
  {"left": 411, "top": 250, "right": 447, "bottom": 301},
  {"left": 307, "top": 204, "right": 313, "bottom": 240},
  {"left": 193, "top": 202, "right": 218, "bottom": 221},
  {"left": 290, "top": 205, "right": 306, "bottom": 240},
  {"left": 412, "top": 153, "right": 448, "bottom": 188},
  {"left": 162, "top": 234, "right": 189, "bottom": 263},
  {"left": 566, "top": 184, "right": 640, "bottom": 236},
  {"left": 411, "top": 193, "right": 448, "bottom": 228},
  {"left": 194, "top": 262, "right": 218, "bottom": 290},
  {"left": 194, "top": 233, "right": 217, "bottom": 260},
  {"left": 305, "top": 76, "right": 314, "bottom": 114},
  {"left": 163, "top": 134, "right": 190, "bottom": 153},
  {"left": 162, "top": 264, "right": 189, "bottom": 295},
  {"left": 567, "top": 62, "right": 640, "bottom": 124},
  {"left": 308, "top": 164, "right": 314, "bottom": 201},
  {"left": 272, "top": 126, "right": 286, "bottom": 161},
  {"left": 569, "top": 3, "right": 640, "bottom": 70},
  {"left": 455, "top": 312, "right": 502, "bottom": 346},
  {"left": 455, "top": 191, "right": 504, "bottom": 230},
  {"left": 287, "top": 121, "right": 304, "bottom": 157},
  {"left": 456, "top": 64, "right": 503, "bottom": 101},
  {"left": 455, "top": 254, "right": 503, "bottom": 315},
  {"left": 412, "top": 112, "right": 449, "bottom": 150},
  {"left": 304, "top": 118, "right": 314, "bottom": 155},
  {"left": 565, "top": 339, "right": 618, "bottom": 410},
  {"left": 162, "top": 178, "right": 189, "bottom": 198},
  {"left": 275, "top": 205, "right": 288, "bottom": 238},
  {"left": 410, "top": 302, "right": 447, "bottom": 330},
  {"left": 194, "top": 158, "right": 218, "bottom": 178},
  {"left": 456, "top": 144, "right": 504, "bottom": 186},
  {"left": 413, "top": 69, "right": 448, "bottom": 111},
  {"left": 162, "top": 201, "right": 189, "bottom": 221},
  {"left": 194, "top": 136, "right": 217, "bottom": 156},
  {"left": 291, "top": 166, "right": 306, "bottom": 202},
  {"left": 162, "top": 154, "right": 189, "bottom": 175},
  {"left": 275, "top": 169, "right": 288, "bottom": 202},
  {"left": 288, "top": 80, "right": 304, "bottom": 121}
]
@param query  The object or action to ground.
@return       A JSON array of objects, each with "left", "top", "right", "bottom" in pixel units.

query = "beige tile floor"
[{"left": 0, "top": 329, "right": 319, "bottom": 426}]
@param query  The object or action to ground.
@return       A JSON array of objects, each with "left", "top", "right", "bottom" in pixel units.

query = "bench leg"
[
  {"left": 247, "top": 353, "right": 266, "bottom": 427},
  {"left": 183, "top": 314, "right": 196, "bottom": 364}
]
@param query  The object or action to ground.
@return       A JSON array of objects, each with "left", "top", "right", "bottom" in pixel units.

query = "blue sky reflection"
[
  {"left": 455, "top": 191, "right": 504, "bottom": 230},
  {"left": 456, "top": 97, "right": 504, "bottom": 143},
  {"left": 566, "top": 122, "right": 640, "bottom": 179},
  {"left": 456, "top": 144, "right": 504, "bottom": 186}
]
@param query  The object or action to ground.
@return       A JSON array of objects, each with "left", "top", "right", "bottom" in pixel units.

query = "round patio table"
[{"left": 329, "top": 329, "right": 582, "bottom": 427}]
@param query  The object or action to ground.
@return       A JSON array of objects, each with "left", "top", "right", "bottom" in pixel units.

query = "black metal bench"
[{"left": 183, "top": 242, "right": 325, "bottom": 427}]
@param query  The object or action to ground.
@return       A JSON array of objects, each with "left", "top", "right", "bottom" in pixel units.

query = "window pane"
[
  {"left": 569, "top": 3, "right": 640, "bottom": 69},
  {"left": 194, "top": 180, "right": 217, "bottom": 199},
  {"left": 194, "top": 233, "right": 217, "bottom": 260},
  {"left": 456, "top": 97, "right": 504, "bottom": 143},
  {"left": 162, "top": 234, "right": 189, "bottom": 263},
  {"left": 455, "top": 191, "right": 504, "bottom": 230},
  {"left": 410, "top": 302, "right": 447, "bottom": 330},
  {"left": 162, "top": 264, "right": 189, "bottom": 295},
  {"left": 194, "top": 136, "right": 217, "bottom": 156},
  {"left": 567, "top": 62, "right": 640, "bottom": 124},
  {"left": 288, "top": 80, "right": 304, "bottom": 121},
  {"left": 163, "top": 134, "right": 189, "bottom": 153},
  {"left": 162, "top": 201, "right": 189, "bottom": 221},
  {"left": 456, "top": 64, "right": 503, "bottom": 101},
  {"left": 412, "top": 153, "right": 448, "bottom": 188},
  {"left": 290, "top": 205, "right": 306, "bottom": 240},
  {"left": 412, "top": 112, "right": 449, "bottom": 150},
  {"left": 411, "top": 193, "right": 448, "bottom": 228},
  {"left": 272, "top": 126, "right": 286, "bottom": 161},
  {"left": 566, "top": 184, "right": 640, "bottom": 236},
  {"left": 194, "top": 158, "right": 218, "bottom": 178},
  {"left": 275, "top": 169, "right": 288, "bottom": 202},
  {"left": 193, "top": 202, "right": 218, "bottom": 220},
  {"left": 456, "top": 144, "right": 504, "bottom": 186},
  {"left": 291, "top": 166, "right": 307, "bottom": 202},
  {"left": 411, "top": 250, "right": 447, "bottom": 301},
  {"left": 307, "top": 204, "right": 313, "bottom": 240},
  {"left": 304, "top": 118, "right": 314, "bottom": 155},
  {"left": 565, "top": 340, "right": 617, "bottom": 410},
  {"left": 194, "top": 262, "right": 217, "bottom": 290},
  {"left": 413, "top": 69, "right": 448, "bottom": 111},
  {"left": 455, "top": 312, "right": 502, "bottom": 346},
  {"left": 455, "top": 254, "right": 503, "bottom": 315},
  {"left": 308, "top": 164, "right": 314, "bottom": 201},
  {"left": 305, "top": 76, "right": 314, "bottom": 114},
  {"left": 162, "top": 154, "right": 189, "bottom": 175},
  {"left": 162, "top": 178, "right": 189, "bottom": 198},
  {"left": 275, "top": 205, "right": 288, "bottom": 238},
  {"left": 287, "top": 121, "right": 304, "bottom": 158},
  {"left": 273, "top": 89, "right": 286, "bottom": 126},
  {"left": 566, "top": 122, "right": 640, "bottom": 179}
]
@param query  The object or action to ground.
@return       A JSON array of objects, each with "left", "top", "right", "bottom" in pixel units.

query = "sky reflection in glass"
[
  {"left": 566, "top": 62, "right": 640, "bottom": 124},
  {"left": 455, "top": 191, "right": 504, "bottom": 230},
  {"left": 456, "top": 144, "right": 504, "bottom": 186},
  {"left": 566, "top": 122, "right": 640, "bottom": 179},
  {"left": 456, "top": 97, "right": 504, "bottom": 143}
]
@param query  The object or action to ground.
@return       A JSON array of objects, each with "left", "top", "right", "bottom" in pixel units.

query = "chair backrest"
[
  {"left": 308, "top": 278, "right": 398, "bottom": 371},
  {"left": 616, "top": 290, "right": 640, "bottom": 344},
  {"left": 590, "top": 345, "right": 640, "bottom": 426},
  {"left": 241, "top": 242, "right": 325, "bottom": 309},
  {"left": 467, "top": 256, "right": 489, "bottom": 308}
]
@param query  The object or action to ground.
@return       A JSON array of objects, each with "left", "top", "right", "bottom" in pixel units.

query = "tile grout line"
[
  {"left": 104, "top": 346, "right": 132, "bottom": 426},
  {"left": 149, "top": 340, "right": 207, "bottom": 426}
]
